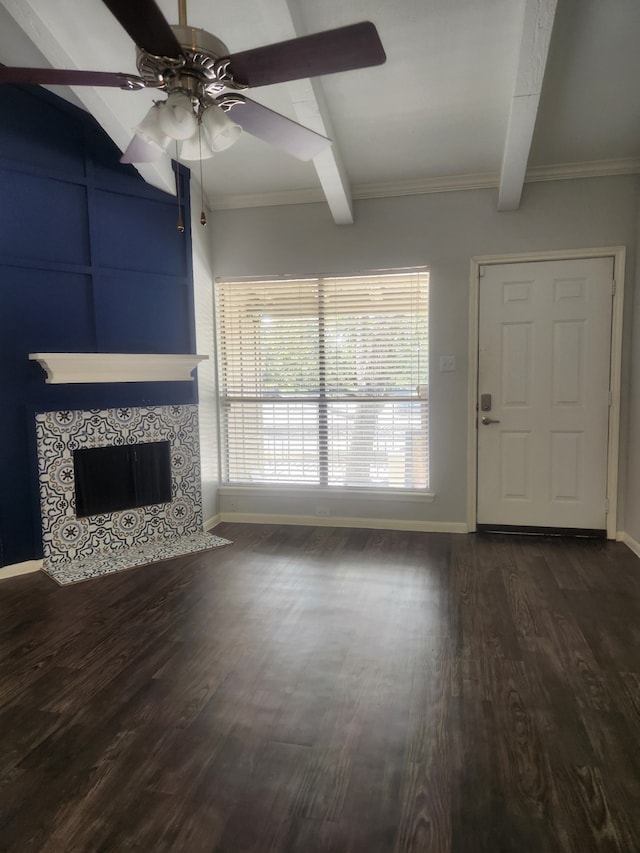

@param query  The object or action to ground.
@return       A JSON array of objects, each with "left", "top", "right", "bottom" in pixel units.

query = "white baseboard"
[
  {"left": 0, "top": 559, "right": 44, "bottom": 580},
  {"left": 203, "top": 514, "right": 222, "bottom": 531},
  {"left": 218, "top": 512, "right": 468, "bottom": 534},
  {"left": 618, "top": 531, "right": 640, "bottom": 559}
]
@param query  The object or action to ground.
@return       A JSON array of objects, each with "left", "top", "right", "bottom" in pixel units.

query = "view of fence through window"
[{"left": 217, "top": 270, "right": 429, "bottom": 490}]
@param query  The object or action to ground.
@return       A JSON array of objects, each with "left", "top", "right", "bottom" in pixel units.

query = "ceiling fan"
[{"left": 0, "top": 0, "right": 386, "bottom": 166}]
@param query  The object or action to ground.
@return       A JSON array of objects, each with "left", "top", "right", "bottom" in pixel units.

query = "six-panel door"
[{"left": 477, "top": 257, "right": 614, "bottom": 530}]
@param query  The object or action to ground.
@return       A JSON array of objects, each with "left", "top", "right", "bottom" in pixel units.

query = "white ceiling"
[{"left": 1, "top": 0, "right": 639, "bottom": 223}]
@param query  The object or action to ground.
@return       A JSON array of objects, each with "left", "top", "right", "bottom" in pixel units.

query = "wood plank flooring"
[{"left": 1, "top": 524, "right": 639, "bottom": 851}]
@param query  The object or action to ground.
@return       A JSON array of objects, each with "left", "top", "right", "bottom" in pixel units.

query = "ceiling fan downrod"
[{"left": 178, "top": 0, "right": 187, "bottom": 28}]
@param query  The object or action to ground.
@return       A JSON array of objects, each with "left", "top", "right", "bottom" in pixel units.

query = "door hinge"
[
  {"left": 604, "top": 498, "right": 609, "bottom": 515},
  {"left": 479, "top": 266, "right": 486, "bottom": 277},
  {"left": 608, "top": 390, "right": 613, "bottom": 407},
  {"left": 612, "top": 279, "right": 616, "bottom": 295}
]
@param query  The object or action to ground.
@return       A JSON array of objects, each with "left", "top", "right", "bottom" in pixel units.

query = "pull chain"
[
  {"left": 175, "top": 140, "right": 185, "bottom": 233},
  {"left": 178, "top": 2, "right": 189, "bottom": 227},
  {"left": 198, "top": 123, "right": 207, "bottom": 226}
]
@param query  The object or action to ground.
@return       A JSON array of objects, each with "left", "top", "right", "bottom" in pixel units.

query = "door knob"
[{"left": 481, "top": 416, "right": 500, "bottom": 425}]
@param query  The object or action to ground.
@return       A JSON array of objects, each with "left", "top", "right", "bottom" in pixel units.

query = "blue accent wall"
[{"left": 0, "top": 84, "right": 196, "bottom": 565}]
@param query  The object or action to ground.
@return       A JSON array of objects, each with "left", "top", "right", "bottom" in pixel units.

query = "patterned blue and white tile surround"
[{"left": 36, "top": 405, "right": 230, "bottom": 585}]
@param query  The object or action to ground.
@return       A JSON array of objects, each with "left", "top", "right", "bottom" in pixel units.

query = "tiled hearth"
[{"left": 36, "top": 404, "right": 230, "bottom": 585}]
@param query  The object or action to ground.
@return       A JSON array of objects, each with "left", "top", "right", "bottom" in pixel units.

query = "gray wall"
[
  {"left": 624, "top": 189, "right": 640, "bottom": 544},
  {"left": 209, "top": 176, "right": 638, "bottom": 530},
  {"left": 191, "top": 182, "right": 219, "bottom": 526}
]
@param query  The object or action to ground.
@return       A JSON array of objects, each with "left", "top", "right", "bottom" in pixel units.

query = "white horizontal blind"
[{"left": 217, "top": 270, "right": 429, "bottom": 489}]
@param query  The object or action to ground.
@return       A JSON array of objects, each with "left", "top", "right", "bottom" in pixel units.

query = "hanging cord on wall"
[
  {"left": 198, "top": 123, "right": 207, "bottom": 226},
  {"left": 175, "top": 141, "right": 185, "bottom": 233}
]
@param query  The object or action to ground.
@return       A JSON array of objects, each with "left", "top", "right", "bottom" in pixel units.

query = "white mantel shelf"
[{"left": 29, "top": 353, "right": 209, "bottom": 384}]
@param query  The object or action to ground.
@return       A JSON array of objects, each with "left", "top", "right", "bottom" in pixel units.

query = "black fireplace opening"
[{"left": 73, "top": 440, "right": 172, "bottom": 518}]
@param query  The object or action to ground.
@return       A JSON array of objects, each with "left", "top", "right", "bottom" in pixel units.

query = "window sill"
[{"left": 219, "top": 484, "right": 435, "bottom": 503}]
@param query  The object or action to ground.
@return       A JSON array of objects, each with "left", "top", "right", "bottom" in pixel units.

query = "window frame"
[{"left": 215, "top": 268, "right": 431, "bottom": 494}]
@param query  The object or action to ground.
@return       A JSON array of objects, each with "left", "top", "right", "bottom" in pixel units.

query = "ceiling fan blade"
[
  {"left": 101, "top": 0, "right": 183, "bottom": 58},
  {"left": 0, "top": 66, "right": 145, "bottom": 89},
  {"left": 225, "top": 21, "right": 386, "bottom": 88},
  {"left": 220, "top": 96, "right": 331, "bottom": 161}
]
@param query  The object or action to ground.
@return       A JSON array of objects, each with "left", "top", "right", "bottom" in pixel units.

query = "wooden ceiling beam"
[
  {"left": 275, "top": 0, "right": 354, "bottom": 224},
  {"left": 498, "top": 0, "right": 557, "bottom": 211}
]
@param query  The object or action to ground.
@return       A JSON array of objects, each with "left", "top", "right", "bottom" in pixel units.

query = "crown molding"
[
  {"left": 354, "top": 172, "right": 499, "bottom": 199},
  {"left": 525, "top": 156, "right": 640, "bottom": 182},
  {"left": 29, "top": 353, "right": 208, "bottom": 384},
  {"left": 355, "top": 157, "right": 640, "bottom": 198},
  {"left": 206, "top": 157, "right": 640, "bottom": 211}
]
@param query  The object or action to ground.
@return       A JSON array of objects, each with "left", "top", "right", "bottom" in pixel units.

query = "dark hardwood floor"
[{"left": 1, "top": 524, "right": 640, "bottom": 852}]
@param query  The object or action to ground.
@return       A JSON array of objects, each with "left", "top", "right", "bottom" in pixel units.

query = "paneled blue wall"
[{"left": 0, "top": 85, "right": 196, "bottom": 565}]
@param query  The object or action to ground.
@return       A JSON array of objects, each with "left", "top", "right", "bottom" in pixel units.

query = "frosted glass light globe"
[{"left": 158, "top": 92, "right": 198, "bottom": 141}]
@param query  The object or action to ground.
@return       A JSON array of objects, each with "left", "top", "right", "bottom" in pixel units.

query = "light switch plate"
[{"left": 439, "top": 355, "right": 456, "bottom": 372}]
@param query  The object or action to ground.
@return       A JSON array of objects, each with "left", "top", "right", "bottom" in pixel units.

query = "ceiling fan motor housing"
[{"left": 136, "top": 25, "right": 246, "bottom": 104}]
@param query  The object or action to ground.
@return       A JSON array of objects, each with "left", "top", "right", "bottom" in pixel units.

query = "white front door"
[{"left": 477, "top": 257, "right": 614, "bottom": 531}]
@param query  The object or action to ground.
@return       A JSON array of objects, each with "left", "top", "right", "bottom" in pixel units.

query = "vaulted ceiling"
[{"left": 1, "top": 0, "right": 639, "bottom": 224}]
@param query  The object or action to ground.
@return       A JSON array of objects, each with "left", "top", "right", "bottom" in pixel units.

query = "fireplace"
[
  {"left": 36, "top": 404, "right": 204, "bottom": 566},
  {"left": 74, "top": 440, "right": 172, "bottom": 518}
]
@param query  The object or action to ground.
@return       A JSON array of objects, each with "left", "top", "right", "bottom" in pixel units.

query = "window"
[{"left": 216, "top": 270, "right": 429, "bottom": 490}]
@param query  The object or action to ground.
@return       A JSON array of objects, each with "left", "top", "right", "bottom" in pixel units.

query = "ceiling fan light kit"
[
  {"left": 200, "top": 103, "right": 242, "bottom": 152},
  {"left": 178, "top": 128, "right": 214, "bottom": 162},
  {"left": 133, "top": 102, "right": 171, "bottom": 149},
  {"left": 0, "top": 0, "right": 386, "bottom": 176},
  {"left": 119, "top": 133, "right": 164, "bottom": 164},
  {"left": 156, "top": 91, "right": 198, "bottom": 140},
  {"left": 129, "top": 96, "right": 242, "bottom": 163}
]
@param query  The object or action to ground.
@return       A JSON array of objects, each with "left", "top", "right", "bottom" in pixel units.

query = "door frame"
[{"left": 466, "top": 246, "right": 626, "bottom": 539}]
